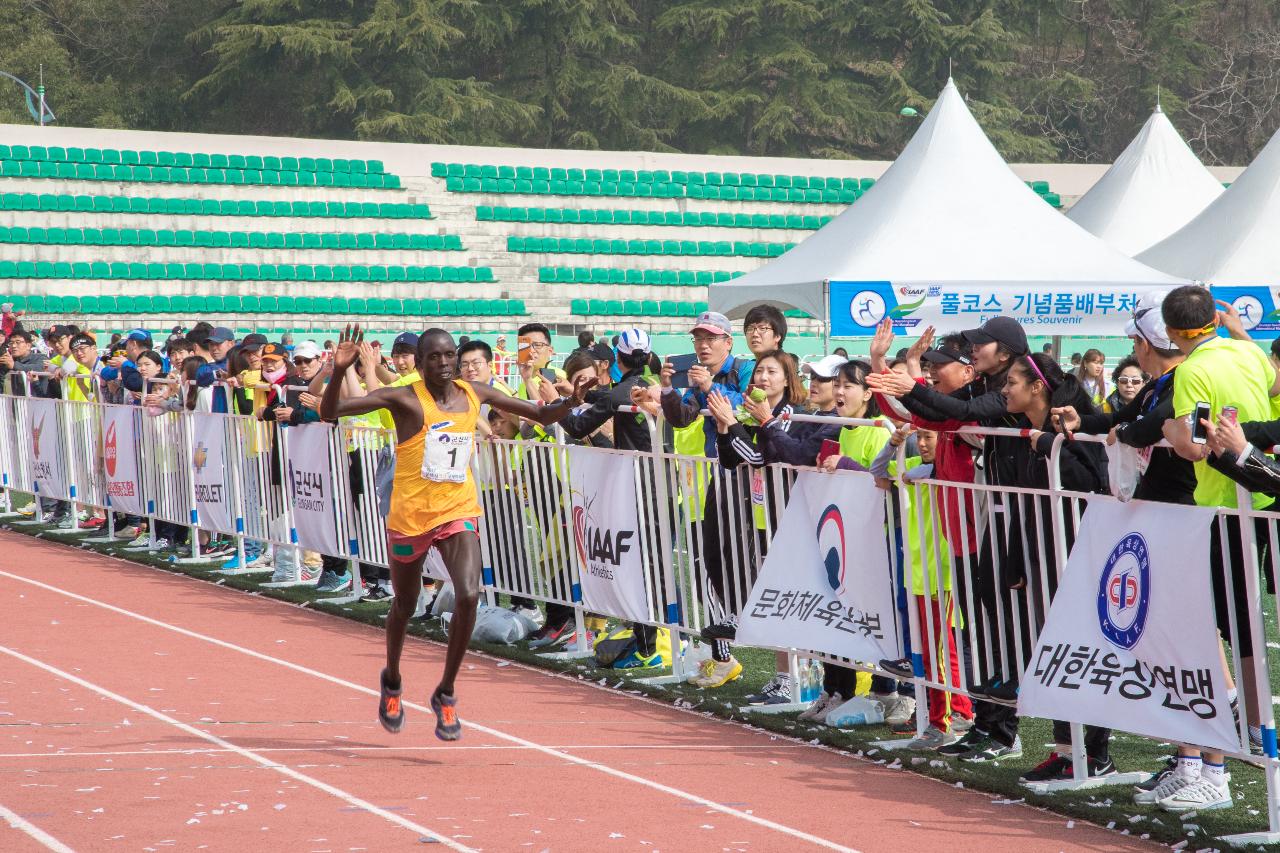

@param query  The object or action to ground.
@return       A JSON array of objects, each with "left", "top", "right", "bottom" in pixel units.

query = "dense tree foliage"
[{"left": 3, "top": 0, "right": 1279, "bottom": 164}]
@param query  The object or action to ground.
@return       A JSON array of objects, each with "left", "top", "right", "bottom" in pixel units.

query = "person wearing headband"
[{"left": 1152, "top": 283, "right": 1280, "bottom": 811}]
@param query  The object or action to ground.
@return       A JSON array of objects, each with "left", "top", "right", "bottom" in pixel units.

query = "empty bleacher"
[{"left": 0, "top": 125, "right": 1071, "bottom": 334}]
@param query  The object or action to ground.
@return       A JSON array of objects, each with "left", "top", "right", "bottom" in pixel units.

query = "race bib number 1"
[{"left": 422, "top": 428, "right": 473, "bottom": 483}]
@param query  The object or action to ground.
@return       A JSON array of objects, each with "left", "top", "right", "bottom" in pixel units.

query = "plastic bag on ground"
[{"left": 824, "top": 695, "right": 886, "bottom": 728}]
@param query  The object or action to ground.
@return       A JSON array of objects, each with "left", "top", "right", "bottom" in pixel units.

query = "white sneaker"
[
  {"left": 798, "top": 691, "right": 833, "bottom": 722},
  {"left": 883, "top": 694, "right": 917, "bottom": 726},
  {"left": 512, "top": 605, "right": 544, "bottom": 628},
  {"left": 126, "top": 533, "right": 150, "bottom": 547},
  {"left": 246, "top": 551, "right": 275, "bottom": 569},
  {"left": 151, "top": 538, "right": 171, "bottom": 550},
  {"left": 907, "top": 726, "right": 960, "bottom": 750},
  {"left": 299, "top": 562, "right": 323, "bottom": 584},
  {"left": 689, "top": 657, "right": 743, "bottom": 688},
  {"left": 1158, "top": 778, "right": 1232, "bottom": 812},
  {"left": 1135, "top": 772, "right": 1192, "bottom": 805}
]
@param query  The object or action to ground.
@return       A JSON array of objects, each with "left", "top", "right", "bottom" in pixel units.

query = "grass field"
[{"left": 17, "top": 517, "right": 1280, "bottom": 849}]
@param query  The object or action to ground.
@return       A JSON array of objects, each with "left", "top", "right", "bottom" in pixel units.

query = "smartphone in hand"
[
  {"left": 666, "top": 353, "right": 699, "bottom": 389},
  {"left": 817, "top": 439, "right": 842, "bottom": 466},
  {"left": 1190, "top": 401, "right": 1212, "bottom": 444}
]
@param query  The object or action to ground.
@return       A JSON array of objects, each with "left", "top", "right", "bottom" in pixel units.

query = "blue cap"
[
  {"left": 392, "top": 332, "right": 419, "bottom": 352},
  {"left": 126, "top": 328, "right": 152, "bottom": 344}
]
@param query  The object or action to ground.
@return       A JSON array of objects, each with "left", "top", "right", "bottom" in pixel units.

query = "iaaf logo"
[
  {"left": 104, "top": 420, "right": 118, "bottom": 477},
  {"left": 572, "top": 491, "right": 635, "bottom": 566},
  {"left": 898, "top": 285, "right": 942, "bottom": 298},
  {"left": 1096, "top": 532, "right": 1151, "bottom": 650},
  {"left": 816, "top": 503, "right": 846, "bottom": 595}
]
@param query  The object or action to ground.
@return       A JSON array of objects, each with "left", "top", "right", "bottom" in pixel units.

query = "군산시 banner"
[
  {"left": 285, "top": 423, "right": 343, "bottom": 558},
  {"left": 102, "top": 405, "right": 143, "bottom": 516},
  {"left": 191, "top": 413, "right": 234, "bottom": 534},
  {"left": 27, "top": 397, "right": 66, "bottom": 500},
  {"left": 567, "top": 446, "right": 650, "bottom": 624},
  {"left": 1017, "top": 500, "right": 1238, "bottom": 753},
  {"left": 829, "top": 280, "right": 1152, "bottom": 338},
  {"left": 736, "top": 471, "right": 900, "bottom": 661}
]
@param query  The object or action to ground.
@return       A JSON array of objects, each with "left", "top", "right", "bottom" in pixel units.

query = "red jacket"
[{"left": 874, "top": 380, "right": 979, "bottom": 554}]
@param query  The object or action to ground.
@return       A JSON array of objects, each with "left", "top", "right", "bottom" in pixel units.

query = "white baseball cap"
[
  {"left": 617, "top": 328, "right": 652, "bottom": 355},
  {"left": 1124, "top": 291, "right": 1174, "bottom": 351},
  {"left": 292, "top": 340, "right": 322, "bottom": 360},
  {"left": 803, "top": 354, "right": 847, "bottom": 379}
]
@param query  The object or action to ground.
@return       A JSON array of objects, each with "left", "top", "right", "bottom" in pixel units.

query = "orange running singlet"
[{"left": 387, "top": 380, "right": 484, "bottom": 537}]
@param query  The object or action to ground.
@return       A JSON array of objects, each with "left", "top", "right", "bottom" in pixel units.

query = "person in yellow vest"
[{"left": 320, "top": 325, "right": 595, "bottom": 742}]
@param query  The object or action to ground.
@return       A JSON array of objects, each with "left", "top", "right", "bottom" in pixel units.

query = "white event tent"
[
  {"left": 709, "top": 79, "right": 1188, "bottom": 337},
  {"left": 1139, "top": 124, "right": 1280, "bottom": 284},
  {"left": 1066, "top": 105, "right": 1223, "bottom": 256}
]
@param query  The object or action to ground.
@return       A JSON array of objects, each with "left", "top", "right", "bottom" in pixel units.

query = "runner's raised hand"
[
  {"left": 569, "top": 373, "right": 598, "bottom": 405},
  {"left": 333, "top": 324, "right": 363, "bottom": 371}
]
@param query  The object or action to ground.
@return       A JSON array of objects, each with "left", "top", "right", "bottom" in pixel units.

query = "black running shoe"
[
  {"left": 986, "top": 678, "right": 1020, "bottom": 702},
  {"left": 937, "top": 727, "right": 989, "bottom": 757},
  {"left": 378, "top": 669, "right": 404, "bottom": 734},
  {"left": 431, "top": 689, "right": 461, "bottom": 741},
  {"left": 1020, "top": 753, "right": 1071, "bottom": 782},
  {"left": 1135, "top": 756, "right": 1179, "bottom": 794},
  {"left": 879, "top": 657, "right": 914, "bottom": 680},
  {"left": 360, "top": 584, "right": 392, "bottom": 603}
]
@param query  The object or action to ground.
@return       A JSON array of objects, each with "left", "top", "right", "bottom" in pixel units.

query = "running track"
[{"left": 0, "top": 533, "right": 1156, "bottom": 852}]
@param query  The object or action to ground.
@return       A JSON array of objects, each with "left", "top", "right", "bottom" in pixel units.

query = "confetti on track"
[{"left": 0, "top": 533, "right": 1159, "bottom": 851}]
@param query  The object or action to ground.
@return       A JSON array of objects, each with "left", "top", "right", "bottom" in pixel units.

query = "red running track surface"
[{"left": 0, "top": 533, "right": 1157, "bottom": 852}]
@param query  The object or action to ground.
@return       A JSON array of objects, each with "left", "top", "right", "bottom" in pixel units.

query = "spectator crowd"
[{"left": 1, "top": 284, "right": 1276, "bottom": 814}]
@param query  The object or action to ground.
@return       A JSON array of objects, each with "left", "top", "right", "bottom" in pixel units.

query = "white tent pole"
[{"left": 822, "top": 279, "right": 830, "bottom": 355}]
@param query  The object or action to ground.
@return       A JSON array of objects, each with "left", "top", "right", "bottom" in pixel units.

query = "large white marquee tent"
[
  {"left": 709, "top": 79, "right": 1188, "bottom": 337},
  {"left": 1066, "top": 105, "right": 1224, "bottom": 256}
]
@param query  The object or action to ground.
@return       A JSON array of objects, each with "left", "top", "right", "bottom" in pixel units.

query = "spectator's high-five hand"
[
  {"left": 299, "top": 392, "right": 320, "bottom": 411},
  {"left": 333, "top": 324, "right": 363, "bottom": 371},
  {"left": 869, "top": 318, "right": 894, "bottom": 372},
  {"left": 904, "top": 327, "right": 935, "bottom": 366},
  {"left": 705, "top": 390, "right": 736, "bottom": 431},
  {"left": 865, "top": 370, "right": 916, "bottom": 398},
  {"left": 569, "top": 374, "right": 598, "bottom": 405}
]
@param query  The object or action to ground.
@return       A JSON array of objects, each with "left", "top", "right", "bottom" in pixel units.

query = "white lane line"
[
  {"left": 0, "top": 644, "right": 475, "bottom": 853},
  {"left": 0, "top": 801, "right": 76, "bottom": 853},
  {"left": 0, "top": 569, "right": 858, "bottom": 852},
  {"left": 0, "top": 743, "right": 803, "bottom": 759}
]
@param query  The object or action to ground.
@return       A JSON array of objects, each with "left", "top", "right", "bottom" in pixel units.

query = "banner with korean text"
[
  {"left": 27, "top": 397, "right": 66, "bottom": 500},
  {"left": 102, "top": 405, "right": 143, "bottom": 516},
  {"left": 1018, "top": 500, "right": 1237, "bottom": 752},
  {"left": 736, "top": 471, "right": 899, "bottom": 661},
  {"left": 567, "top": 446, "right": 649, "bottom": 623},
  {"left": 285, "top": 423, "right": 343, "bottom": 557},
  {"left": 191, "top": 413, "right": 235, "bottom": 534},
  {"left": 829, "top": 280, "right": 1149, "bottom": 338}
]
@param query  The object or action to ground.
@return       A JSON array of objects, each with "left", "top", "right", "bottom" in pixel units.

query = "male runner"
[{"left": 320, "top": 324, "right": 595, "bottom": 740}]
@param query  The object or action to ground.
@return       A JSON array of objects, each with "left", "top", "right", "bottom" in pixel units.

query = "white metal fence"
[{"left": 2, "top": 383, "right": 1279, "bottom": 845}]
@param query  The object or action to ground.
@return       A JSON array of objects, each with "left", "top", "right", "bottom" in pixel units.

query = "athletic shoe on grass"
[
  {"left": 1158, "top": 778, "right": 1232, "bottom": 812},
  {"left": 690, "top": 657, "right": 743, "bottom": 688},
  {"left": 359, "top": 584, "right": 393, "bottom": 604},
  {"left": 937, "top": 727, "right": 989, "bottom": 757},
  {"left": 378, "top": 669, "right": 404, "bottom": 734},
  {"left": 907, "top": 726, "right": 959, "bottom": 750},
  {"left": 951, "top": 714, "right": 975, "bottom": 735},
  {"left": 986, "top": 678, "right": 1019, "bottom": 702},
  {"left": 431, "top": 690, "right": 461, "bottom": 741},
  {"left": 889, "top": 715, "right": 918, "bottom": 735},
  {"left": 126, "top": 533, "right": 152, "bottom": 548},
  {"left": 959, "top": 735, "right": 1023, "bottom": 763},
  {"left": 316, "top": 570, "right": 352, "bottom": 593},
  {"left": 14, "top": 502, "right": 35, "bottom": 516},
  {"left": 528, "top": 621, "right": 574, "bottom": 650},
  {"left": 1136, "top": 771, "right": 1191, "bottom": 805},
  {"left": 1018, "top": 753, "right": 1115, "bottom": 783},
  {"left": 745, "top": 673, "right": 792, "bottom": 705},
  {"left": 798, "top": 691, "right": 835, "bottom": 722},
  {"left": 613, "top": 649, "right": 662, "bottom": 669}
]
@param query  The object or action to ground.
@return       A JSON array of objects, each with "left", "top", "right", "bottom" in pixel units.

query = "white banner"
[
  {"left": 1018, "top": 500, "right": 1237, "bottom": 752},
  {"left": 27, "top": 397, "right": 66, "bottom": 500},
  {"left": 102, "top": 406, "right": 143, "bottom": 516},
  {"left": 285, "top": 423, "right": 342, "bottom": 557},
  {"left": 567, "top": 446, "right": 649, "bottom": 623},
  {"left": 191, "top": 413, "right": 234, "bottom": 533},
  {"left": 737, "top": 471, "right": 900, "bottom": 661}
]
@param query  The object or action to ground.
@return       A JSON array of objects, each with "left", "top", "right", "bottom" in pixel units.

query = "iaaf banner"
[
  {"left": 27, "top": 397, "right": 66, "bottom": 499},
  {"left": 191, "top": 413, "right": 234, "bottom": 533},
  {"left": 567, "top": 446, "right": 649, "bottom": 623},
  {"left": 829, "top": 280, "right": 1152, "bottom": 338},
  {"left": 102, "top": 406, "right": 143, "bottom": 516},
  {"left": 736, "top": 471, "right": 900, "bottom": 661},
  {"left": 1018, "top": 500, "right": 1238, "bottom": 753},
  {"left": 285, "top": 423, "right": 342, "bottom": 557}
]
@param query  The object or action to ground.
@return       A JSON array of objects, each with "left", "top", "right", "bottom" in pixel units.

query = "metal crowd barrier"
[{"left": 2, "top": 383, "right": 1279, "bottom": 844}]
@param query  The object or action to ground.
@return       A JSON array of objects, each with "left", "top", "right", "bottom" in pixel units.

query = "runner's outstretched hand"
[
  {"left": 569, "top": 374, "right": 598, "bottom": 405},
  {"left": 334, "top": 324, "right": 363, "bottom": 371}
]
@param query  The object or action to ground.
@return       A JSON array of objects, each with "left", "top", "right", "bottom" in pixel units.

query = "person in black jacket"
[
  {"left": 998, "top": 352, "right": 1114, "bottom": 783},
  {"left": 868, "top": 317, "right": 1030, "bottom": 761}
]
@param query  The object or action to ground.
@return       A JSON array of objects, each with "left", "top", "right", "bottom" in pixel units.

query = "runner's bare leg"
[
  {"left": 433, "top": 532, "right": 482, "bottom": 697},
  {"left": 385, "top": 553, "right": 427, "bottom": 687}
]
